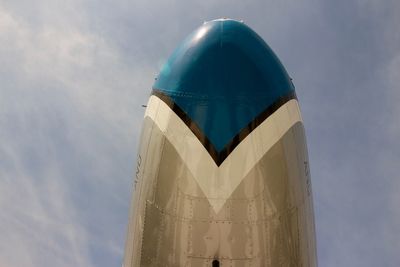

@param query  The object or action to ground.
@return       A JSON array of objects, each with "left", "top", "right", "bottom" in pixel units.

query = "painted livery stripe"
[
  {"left": 145, "top": 96, "right": 302, "bottom": 213},
  {"left": 152, "top": 89, "right": 297, "bottom": 166}
]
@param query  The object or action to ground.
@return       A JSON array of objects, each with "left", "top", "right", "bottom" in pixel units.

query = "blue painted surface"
[{"left": 154, "top": 19, "right": 295, "bottom": 151}]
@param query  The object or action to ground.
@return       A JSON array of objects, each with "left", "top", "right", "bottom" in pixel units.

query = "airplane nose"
[
  {"left": 153, "top": 19, "right": 295, "bottom": 154},
  {"left": 124, "top": 19, "right": 317, "bottom": 267}
]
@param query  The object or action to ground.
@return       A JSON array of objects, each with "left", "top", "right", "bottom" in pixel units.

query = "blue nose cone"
[{"left": 154, "top": 19, "right": 295, "bottom": 153}]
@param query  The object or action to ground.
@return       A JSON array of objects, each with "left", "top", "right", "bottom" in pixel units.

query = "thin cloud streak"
[{"left": 0, "top": 3, "right": 149, "bottom": 266}]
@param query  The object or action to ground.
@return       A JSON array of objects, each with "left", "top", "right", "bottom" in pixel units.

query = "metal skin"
[{"left": 123, "top": 19, "right": 317, "bottom": 267}]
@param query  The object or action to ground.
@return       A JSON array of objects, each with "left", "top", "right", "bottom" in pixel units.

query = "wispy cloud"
[{"left": 0, "top": 3, "right": 152, "bottom": 266}]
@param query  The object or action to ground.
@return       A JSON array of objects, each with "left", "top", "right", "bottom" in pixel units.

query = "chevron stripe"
[
  {"left": 152, "top": 89, "right": 297, "bottom": 166},
  {"left": 145, "top": 95, "right": 302, "bottom": 213}
]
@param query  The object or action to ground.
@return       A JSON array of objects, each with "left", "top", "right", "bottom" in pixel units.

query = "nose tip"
[
  {"left": 154, "top": 19, "right": 293, "bottom": 98},
  {"left": 153, "top": 19, "right": 295, "bottom": 153}
]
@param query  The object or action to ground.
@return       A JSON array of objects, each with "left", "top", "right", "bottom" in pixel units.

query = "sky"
[{"left": 0, "top": 0, "right": 399, "bottom": 266}]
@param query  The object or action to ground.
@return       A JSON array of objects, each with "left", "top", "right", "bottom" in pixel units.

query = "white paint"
[{"left": 145, "top": 96, "right": 302, "bottom": 213}]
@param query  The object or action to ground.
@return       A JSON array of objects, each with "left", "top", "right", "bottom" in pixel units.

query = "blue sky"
[{"left": 0, "top": 0, "right": 399, "bottom": 266}]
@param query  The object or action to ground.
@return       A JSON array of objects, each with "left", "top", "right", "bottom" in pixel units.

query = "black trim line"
[{"left": 152, "top": 89, "right": 297, "bottom": 166}]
